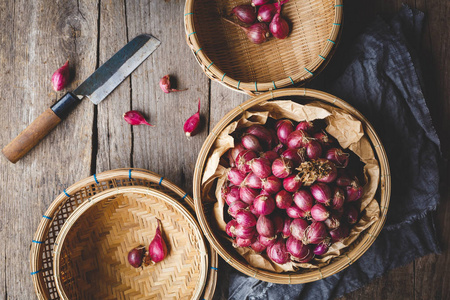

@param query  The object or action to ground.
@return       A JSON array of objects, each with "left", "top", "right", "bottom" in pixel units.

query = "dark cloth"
[{"left": 215, "top": 5, "right": 441, "bottom": 299}]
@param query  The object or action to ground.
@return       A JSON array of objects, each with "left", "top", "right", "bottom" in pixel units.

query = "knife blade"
[{"left": 2, "top": 34, "right": 160, "bottom": 163}]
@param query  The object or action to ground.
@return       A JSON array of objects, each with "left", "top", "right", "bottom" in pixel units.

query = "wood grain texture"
[
  {"left": 0, "top": 0, "right": 449, "bottom": 299},
  {"left": 0, "top": 0, "right": 98, "bottom": 298},
  {"left": 124, "top": 0, "right": 209, "bottom": 193}
]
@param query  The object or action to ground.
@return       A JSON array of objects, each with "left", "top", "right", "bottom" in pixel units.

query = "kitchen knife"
[{"left": 2, "top": 34, "right": 160, "bottom": 163}]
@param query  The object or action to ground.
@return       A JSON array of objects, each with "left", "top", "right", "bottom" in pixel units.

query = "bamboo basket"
[
  {"left": 193, "top": 88, "right": 391, "bottom": 284},
  {"left": 30, "top": 169, "right": 218, "bottom": 299},
  {"left": 52, "top": 186, "right": 208, "bottom": 300},
  {"left": 184, "top": 0, "right": 343, "bottom": 95}
]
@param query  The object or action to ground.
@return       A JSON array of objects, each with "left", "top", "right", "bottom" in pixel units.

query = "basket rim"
[
  {"left": 184, "top": 0, "right": 344, "bottom": 95},
  {"left": 52, "top": 185, "right": 209, "bottom": 300},
  {"left": 29, "top": 168, "right": 218, "bottom": 300},
  {"left": 192, "top": 88, "right": 391, "bottom": 284}
]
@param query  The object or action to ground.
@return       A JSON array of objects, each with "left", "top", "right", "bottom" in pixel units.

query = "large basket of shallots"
[{"left": 193, "top": 88, "right": 390, "bottom": 284}]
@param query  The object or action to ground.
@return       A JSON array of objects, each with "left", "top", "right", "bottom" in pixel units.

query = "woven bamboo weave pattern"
[
  {"left": 54, "top": 188, "right": 208, "bottom": 300},
  {"left": 30, "top": 169, "right": 217, "bottom": 300},
  {"left": 185, "top": 0, "right": 342, "bottom": 93}
]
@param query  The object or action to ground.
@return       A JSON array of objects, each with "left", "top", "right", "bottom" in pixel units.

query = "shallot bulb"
[
  {"left": 310, "top": 182, "right": 332, "bottom": 205},
  {"left": 293, "top": 190, "right": 314, "bottom": 214},
  {"left": 331, "top": 187, "right": 345, "bottom": 210},
  {"left": 273, "top": 143, "right": 286, "bottom": 155},
  {"left": 234, "top": 237, "right": 254, "bottom": 247},
  {"left": 123, "top": 111, "right": 154, "bottom": 126},
  {"left": 346, "top": 180, "right": 363, "bottom": 202},
  {"left": 304, "top": 221, "right": 328, "bottom": 245},
  {"left": 234, "top": 224, "right": 256, "bottom": 239},
  {"left": 249, "top": 157, "right": 272, "bottom": 178},
  {"left": 329, "top": 224, "right": 349, "bottom": 243},
  {"left": 313, "top": 242, "right": 329, "bottom": 256},
  {"left": 287, "top": 130, "right": 310, "bottom": 149},
  {"left": 251, "top": 238, "right": 267, "bottom": 253},
  {"left": 128, "top": 246, "right": 145, "bottom": 268},
  {"left": 52, "top": 60, "right": 70, "bottom": 91},
  {"left": 184, "top": 99, "right": 201, "bottom": 137},
  {"left": 276, "top": 119, "right": 294, "bottom": 145},
  {"left": 159, "top": 75, "right": 187, "bottom": 93},
  {"left": 256, "top": 215, "right": 276, "bottom": 237},
  {"left": 226, "top": 219, "right": 238, "bottom": 237},
  {"left": 272, "top": 157, "right": 293, "bottom": 178},
  {"left": 236, "top": 150, "right": 258, "bottom": 173},
  {"left": 231, "top": 5, "right": 257, "bottom": 24},
  {"left": 306, "top": 140, "right": 322, "bottom": 160},
  {"left": 296, "top": 121, "right": 314, "bottom": 134},
  {"left": 236, "top": 210, "right": 257, "bottom": 228},
  {"left": 283, "top": 174, "right": 302, "bottom": 193},
  {"left": 281, "top": 149, "right": 302, "bottom": 165},
  {"left": 275, "top": 190, "right": 293, "bottom": 209},
  {"left": 269, "top": 13, "right": 290, "bottom": 39},
  {"left": 282, "top": 217, "right": 291, "bottom": 238},
  {"left": 286, "top": 204, "right": 307, "bottom": 218},
  {"left": 251, "top": 0, "right": 271, "bottom": 7},
  {"left": 231, "top": 143, "right": 246, "bottom": 163},
  {"left": 313, "top": 130, "right": 334, "bottom": 147},
  {"left": 316, "top": 159, "right": 338, "bottom": 183},
  {"left": 290, "top": 218, "right": 309, "bottom": 241},
  {"left": 311, "top": 203, "right": 330, "bottom": 222},
  {"left": 228, "top": 168, "right": 246, "bottom": 186},
  {"left": 226, "top": 185, "right": 241, "bottom": 205},
  {"left": 267, "top": 238, "right": 290, "bottom": 264},
  {"left": 244, "top": 172, "right": 262, "bottom": 189},
  {"left": 253, "top": 194, "right": 276, "bottom": 215},
  {"left": 273, "top": 214, "right": 284, "bottom": 234},
  {"left": 257, "top": 3, "right": 278, "bottom": 23},
  {"left": 345, "top": 205, "right": 359, "bottom": 224},
  {"left": 324, "top": 212, "right": 341, "bottom": 230},
  {"left": 148, "top": 219, "right": 168, "bottom": 263},
  {"left": 259, "top": 234, "right": 277, "bottom": 247},
  {"left": 326, "top": 148, "right": 350, "bottom": 168},
  {"left": 239, "top": 186, "right": 259, "bottom": 204},
  {"left": 248, "top": 204, "right": 260, "bottom": 218},
  {"left": 223, "top": 18, "right": 270, "bottom": 44},
  {"left": 261, "top": 150, "right": 279, "bottom": 163},
  {"left": 242, "top": 134, "right": 263, "bottom": 152},
  {"left": 286, "top": 236, "right": 312, "bottom": 261},
  {"left": 261, "top": 175, "right": 282, "bottom": 194},
  {"left": 228, "top": 200, "right": 248, "bottom": 217},
  {"left": 246, "top": 125, "right": 275, "bottom": 148},
  {"left": 336, "top": 170, "right": 353, "bottom": 187}
]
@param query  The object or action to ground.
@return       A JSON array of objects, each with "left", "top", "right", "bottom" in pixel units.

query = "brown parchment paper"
[{"left": 201, "top": 100, "right": 380, "bottom": 272}]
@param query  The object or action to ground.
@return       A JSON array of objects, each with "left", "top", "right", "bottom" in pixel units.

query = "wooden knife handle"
[{"left": 2, "top": 92, "right": 80, "bottom": 163}]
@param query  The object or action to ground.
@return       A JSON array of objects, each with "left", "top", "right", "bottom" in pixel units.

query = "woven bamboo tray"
[
  {"left": 52, "top": 186, "right": 208, "bottom": 300},
  {"left": 193, "top": 88, "right": 391, "bottom": 284},
  {"left": 184, "top": 0, "right": 343, "bottom": 95},
  {"left": 30, "top": 169, "right": 218, "bottom": 299}
]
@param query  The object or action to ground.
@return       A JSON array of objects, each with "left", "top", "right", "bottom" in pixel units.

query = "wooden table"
[{"left": 0, "top": 0, "right": 448, "bottom": 299}]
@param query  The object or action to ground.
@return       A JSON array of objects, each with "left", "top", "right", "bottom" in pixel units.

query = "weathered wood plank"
[
  {"left": 124, "top": 0, "right": 210, "bottom": 193},
  {"left": 95, "top": 0, "right": 132, "bottom": 172},
  {"left": 0, "top": 0, "right": 98, "bottom": 298}
]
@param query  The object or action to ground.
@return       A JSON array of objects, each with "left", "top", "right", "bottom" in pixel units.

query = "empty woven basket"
[
  {"left": 52, "top": 186, "right": 209, "bottom": 300},
  {"left": 184, "top": 0, "right": 343, "bottom": 94}
]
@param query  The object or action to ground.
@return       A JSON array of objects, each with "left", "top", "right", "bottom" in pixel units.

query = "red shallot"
[
  {"left": 226, "top": 219, "right": 238, "bottom": 237},
  {"left": 52, "top": 60, "right": 70, "bottom": 91},
  {"left": 286, "top": 236, "right": 312, "bottom": 261},
  {"left": 293, "top": 189, "right": 314, "bottom": 214},
  {"left": 326, "top": 148, "right": 350, "bottom": 168},
  {"left": 123, "top": 110, "right": 154, "bottom": 126},
  {"left": 283, "top": 174, "right": 302, "bottom": 192},
  {"left": 267, "top": 238, "right": 290, "bottom": 264},
  {"left": 286, "top": 204, "right": 306, "bottom": 219},
  {"left": 242, "top": 134, "right": 263, "bottom": 152},
  {"left": 272, "top": 157, "right": 293, "bottom": 178},
  {"left": 239, "top": 186, "right": 259, "bottom": 204},
  {"left": 253, "top": 194, "right": 276, "bottom": 215},
  {"left": 228, "top": 168, "right": 246, "bottom": 186},
  {"left": 148, "top": 219, "right": 168, "bottom": 263},
  {"left": 256, "top": 215, "right": 276, "bottom": 237},
  {"left": 128, "top": 246, "right": 145, "bottom": 268},
  {"left": 236, "top": 150, "right": 258, "bottom": 173},
  {"left": 290, "top": 218, "right": 309, "bottom": 241},
  {"left": 249, "top": 157, "right": 272, "bottom": 178},
  {"left": 311, "top": 203, "right": 330, "bottom": 222},
  {"left": 236, "top": 210, "right": 257, "bottom": 228},
  {"left": 269, "top": 13, "right": 290, "bottom": 39},
  {"left": 275, "top": 190, "right": 293, "bottom": 209},
  {"left": 184, "top": 99, "right": 201, "bottom": 137},
  {"left": 244, "top": 172, "right": 263, "bottom": 189},
  {"left": 228, "top": 200, "right": 248, "bottom": 217},
  {"left": 310, "top": 182, "right": 332, "bottom": 205},
  {"left": 261, "top": 175, "right": 282, "bottom": 194},
  {"left": 304, "top": 221, "right": 328, "bottom": 245},
  {"left": 231, "top": 4, "right": 257, "bottom": 24},
  {"left": 223, "top": 18, "right": 270, "bottom": 44}
]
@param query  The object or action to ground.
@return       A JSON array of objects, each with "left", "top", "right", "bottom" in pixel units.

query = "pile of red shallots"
[
  {"left": 221, "top": 119, "right": 364, "bottom": 265},
  {"left": 223, "top": 0, "right": 291, "bottom": 44}
]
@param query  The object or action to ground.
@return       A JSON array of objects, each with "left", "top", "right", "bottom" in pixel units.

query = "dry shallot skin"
[
  {"left": 267, "top": 237, "right": 290, "bottom": 264},
  {"left": 226, "top": 219, "right": 238, "bottom": 237},
  {"left": 123, "top": 111, "right": 154, "bottom": 126},
  {"left": 256, "top": 214, "right": 276, "bottom": 238},
  {"left": 159, "top": 75, "right": 188, "bottom": 93},
  {"left": 51, "top": 60, "right": 70, "bottom": 91}
]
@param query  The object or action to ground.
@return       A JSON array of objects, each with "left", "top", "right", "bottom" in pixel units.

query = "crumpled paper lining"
[{"left": 201, "top": 100, "right": 381, "bottom": 272}]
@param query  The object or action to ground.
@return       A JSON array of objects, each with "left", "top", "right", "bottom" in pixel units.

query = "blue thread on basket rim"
[
  {"left": 31, "top": 270, "right": 41, "bottom": 275},
  {"left": 129, "top": 169, "right": 132, "bottom": 179},
  {"left": 319, "top": 55, "right": 326, "bottom": 60},
  {"left": 289, "top": 76, "right": 294, "bottom": 85},
  {"left": 159, "top": 177, "right": 164, "bottom": 185},
  {"left": 32, "top": 240, "right": 43, "bottom": 244},
  {"left": 182, "top": 193, "right": 188, "bottom": 199},
  {"left": 195, "top": 48, "right": 202, "bottom": 55},
  {"left": 43, "top": 215, "right": 51, "bottom": 220},
  {"left": 63, "top": 190, "right": 70, "bottom": 197},
  {"left": 93, "top": 173, "right": 99, "bottom": 184},
  {"left": 210, "top": 266, "right": 218, "bottom": 271}
]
